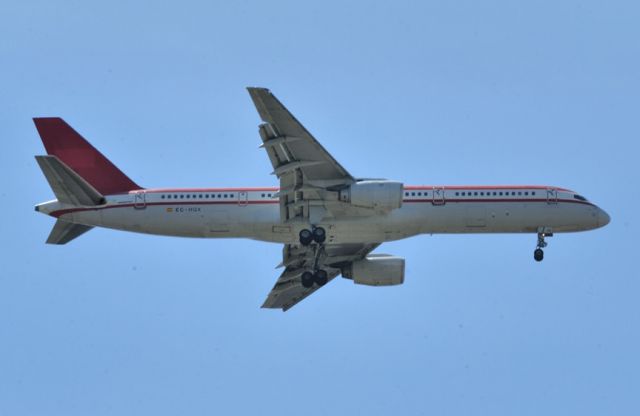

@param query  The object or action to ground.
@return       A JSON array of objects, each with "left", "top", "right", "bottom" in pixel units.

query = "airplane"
[{"left": 33, "top": 87, "right": 610, "bottom": 311}]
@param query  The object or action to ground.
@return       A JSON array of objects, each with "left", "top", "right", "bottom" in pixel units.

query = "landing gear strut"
[
  {"left": 298, "top": 226, "right": 326, "bottom": 246},
  {"left": 534, "top": 230, "right": 552, "bottom": 262}
]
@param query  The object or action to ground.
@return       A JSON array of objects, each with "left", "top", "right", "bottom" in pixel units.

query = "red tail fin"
[{"left": 33, "top": 118, "right": 141, "bottom": 195}]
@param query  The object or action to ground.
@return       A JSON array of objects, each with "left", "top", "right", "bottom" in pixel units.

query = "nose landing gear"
[{"left": 534, "top": 229, "right": 552, "bottom": 262}]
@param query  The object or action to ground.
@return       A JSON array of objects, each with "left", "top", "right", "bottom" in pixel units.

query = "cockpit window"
[{"left": 574, "top": 194, "right": 587, "bottom": 201}]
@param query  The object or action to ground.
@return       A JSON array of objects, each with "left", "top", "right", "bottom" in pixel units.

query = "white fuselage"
[{"left": 37, "top": 185, "right": 609, "bottom": 244}]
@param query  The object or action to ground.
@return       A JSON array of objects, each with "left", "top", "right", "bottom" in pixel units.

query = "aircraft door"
[
  {"left": 432, "top": 186, "right": 446, "bottom": 205},
  {"left": 134, "top": 191, "right": 146, "bottom": 209},
  {"left": 546, "top": 188, "right": 558, "bottom": 204},
  {"left": 238, "top": 191, "right": 248, "bottom": 206}
]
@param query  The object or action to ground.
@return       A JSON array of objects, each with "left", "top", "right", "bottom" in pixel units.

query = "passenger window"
[
  {"left": 455, "top": 192, "right": 459, "bottom": 196},
  {"left": 474, "top": 192, "right": 478, "bottom": 196},
  {"left": 518, "top": 192, "right": 522, "bottom": 196},
  {"left": 532, "top": 191, "right": 536, "bottom": 196},
  {"left": 261, "top": 193, "right": 265, "bottom": 197}
]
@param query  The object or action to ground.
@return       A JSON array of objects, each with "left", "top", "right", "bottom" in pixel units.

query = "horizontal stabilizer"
[
  {"left": 46, "top": 219, "right": 93, "bottom": 245},
  {"left": 35, "top": 155, "right": 105, "bottom": 206}
]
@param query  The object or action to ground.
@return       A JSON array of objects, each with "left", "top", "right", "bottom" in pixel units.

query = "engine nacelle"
[
  {"left": 340, "top": 180, "right": 403, "bottom": 213},
  {"left": 343, "top": 255, "right": 405, "bottom": 286}
]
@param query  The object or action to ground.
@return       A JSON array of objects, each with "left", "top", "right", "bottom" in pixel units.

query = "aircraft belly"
[{"left": 84, "top": 199, "right": 599, "bottom": 241}]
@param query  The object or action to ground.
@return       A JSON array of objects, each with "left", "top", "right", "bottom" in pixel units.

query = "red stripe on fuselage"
[
  {"left": 50, "top": 197, "right": 594, "bottom": 218},
  {"left": 143, "top": 187, "right": 280, "bottom": 193},
  {"left": 101, "top": 185, "right": 572, "bottom": 196},
  {"left": 405, "top": 185, "right": 572, "bottom": 192}
]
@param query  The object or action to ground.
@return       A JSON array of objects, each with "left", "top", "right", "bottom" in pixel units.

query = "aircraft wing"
[
  {"left": 247, "top": 87, "right": 354, "bottom": 185},
  {"left": 248, "top": 88, "right": 381, "bottom": 310},
  {"left": 247, "top": 87, "right": 356, "bottom": 222},
  {"left": 262, "top": 243, "right": 379, "bottom": 311}
]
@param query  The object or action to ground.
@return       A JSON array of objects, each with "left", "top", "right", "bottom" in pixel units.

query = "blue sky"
[{"left": 1, "top": 1, "right": 638, "bottom": 414}]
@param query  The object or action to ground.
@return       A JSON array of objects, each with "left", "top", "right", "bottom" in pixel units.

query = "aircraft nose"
[{"left": 598, "top": 208, "right": 610, "bottom": 227}]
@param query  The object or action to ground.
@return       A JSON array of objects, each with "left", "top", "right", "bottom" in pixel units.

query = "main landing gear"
[
  {"left": 534, "top": 230, "right": 552, "bottom": 262},
  {"left": 301, "top": 270, "right": 329, "bottom": 289},
  {"left": 299, "top": 226, "right": 329, "bottom": 288},
  {"left": 299, "top": 226, "right": 326, "bottom": 246}
]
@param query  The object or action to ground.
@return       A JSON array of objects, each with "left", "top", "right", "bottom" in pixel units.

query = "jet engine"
[
  {"left": 339, "top": 180, "right": 403, "bottom": 213},
  {"left": 343, "top": 255, "right": 405, "bottom": 286}
]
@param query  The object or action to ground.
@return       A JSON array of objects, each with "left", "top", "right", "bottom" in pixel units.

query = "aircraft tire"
[
  {"left": 301, "top": 271, "right": 315, "bottom": 288},
  {"left": 299, "top": 229, "right": 313, "bottom": 246},
  {"left": 312, "top": 227, "right": 326, "bottom": 244},
  {"left": 534, "top": 248, "right": 544, "bottom": 262},
  {"left": 314, "top": 270, "right": 328, "bottom": 286}
]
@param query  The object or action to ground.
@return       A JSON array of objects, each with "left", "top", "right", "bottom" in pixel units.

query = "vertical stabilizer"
[{"left": 33, "top": 118, "right": 140, "bottom": 195}]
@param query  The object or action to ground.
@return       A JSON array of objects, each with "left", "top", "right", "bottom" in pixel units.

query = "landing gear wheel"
[
  {"left": 314, "top": 270, "right": 328, "bottom": 286},
  {"left": 299, "top": 229, "right": 313, "bottom": 246},
  {"left": 534, "top": 228, "right": 551, "bottom": 262},
  {"left": 301, "top": 271, "right": 315, "bottom": 288},
  {"left": 312, "top": 227, "right": 326, "bottom": 244}
]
